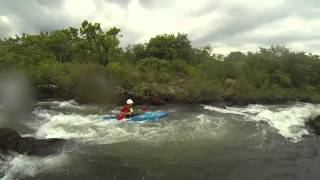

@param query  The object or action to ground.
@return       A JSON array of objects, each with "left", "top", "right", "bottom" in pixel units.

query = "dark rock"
[
  {"left": 0, "top": 128, "right": 21, "bottom": 151},
  {"left": 163, "top": 94, "right": 175, "bottom": 102},
  {"left": 37, "top": 84, "right": 58, "bottom": 100},
  {"left": 21, "top": 137, "right": 67, "bottom": 156},
  {"left": 210, "top": 101, "right": 228, "bottom": 109},
  {"left": 0, "top": 128, "right": 67, "bottom": 156},
  {"left": 223, "top": 96, "right": 251, "bottom": 106},
  {"left": 148, "top": 96, "right": 166, "bottom": 106},
  {"left": 306, "top": 116, "right": 320, "bottom": 136}
]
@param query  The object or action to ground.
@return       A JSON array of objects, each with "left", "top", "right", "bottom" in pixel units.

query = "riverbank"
[
  {"left": 37, "top": 83, "right": 320, "bottom": 107},
  {"left": 1, "top": 21, "right": 320, "bottom": 108}
]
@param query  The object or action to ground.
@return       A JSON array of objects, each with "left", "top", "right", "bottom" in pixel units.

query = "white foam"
[
  {"left": 31, "top": 106, "right": 226, "bottom": 147},
  {"left": 32, "top": 109, "right": 167, "bottom": 145},
  {"left": 251, "top": 104, "right": 320, "bottom": 142},
  {"left": 1, "top": 153, "right": 68, "bottom": 180},
  {"left": 57, "top": 100, "right": 78, "bottom": 108},
  {"left": 202, "top": 105, "right": 247, "bottom": 115},
  {"left": 194, "top": 114, "right": 226, "bottom": 137},
  {"left": 110, "top": 109, "right": 120, "bottom": 114},
  {"left": 38, "top": 100, "right": 95, "bottom": 110},
  {"left": 35, "top": 113, "right": 104, "bottom": 140},
  {"left": 197, "top": 114, "right": 225, "bottom": 129},
  {"left": 228, "top": 104, "right": 266, "bottom": 115},
  {"left": 204, "top": 103, "right": 320, "bottom": 142}
]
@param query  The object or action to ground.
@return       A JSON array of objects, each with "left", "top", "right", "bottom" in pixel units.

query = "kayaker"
[{"left": 117, "top": 99, "right": 134, "bottom": 120}]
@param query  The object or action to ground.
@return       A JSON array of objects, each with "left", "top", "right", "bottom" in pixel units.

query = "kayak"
[{"left": 102, "top": 111, "right": 169, "bottom": 122}]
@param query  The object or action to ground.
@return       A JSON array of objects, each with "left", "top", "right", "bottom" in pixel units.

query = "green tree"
[
  {"left": 80, "top": 20, "right": 121, "bottom": 66},
  {"left": 145, "top": 33, "right": 193, "bottom": 61}
]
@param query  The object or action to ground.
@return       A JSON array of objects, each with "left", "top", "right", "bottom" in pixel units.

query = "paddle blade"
[{"left": 116, "top": 114, "right": 125, "bottom": 120}]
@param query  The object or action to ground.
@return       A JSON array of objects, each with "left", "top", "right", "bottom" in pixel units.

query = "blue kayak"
[{"left": 102, "top": 111, "right": 169, "bottom": 122}]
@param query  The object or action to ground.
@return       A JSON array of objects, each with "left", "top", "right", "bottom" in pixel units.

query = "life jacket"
[
  {"left": 121, "top": 105, "right": 133, "bottom": 113},
  {"left": 118, "top": 105, "right": 133, "bottom": 120}
]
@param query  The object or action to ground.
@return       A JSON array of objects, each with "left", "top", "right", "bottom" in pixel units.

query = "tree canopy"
[{"left": 1, "top": 20, "right": 320, "bottom": 104}]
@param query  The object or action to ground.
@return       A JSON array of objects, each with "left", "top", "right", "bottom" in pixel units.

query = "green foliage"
[
  {"left": 132, "top": 44, "right": 147, "bottom": 59},
  {"left": 1, "top": 21, "right": 320, "bottom": 104},
  {"left": 79, "top": 20, "right": 121, "bottom": 66},
  {"left": 270, "top": 70, "right": 292, "bottom": 88},
  {"left": 145, "top": 33, "right": 193, "bottom": 61}
]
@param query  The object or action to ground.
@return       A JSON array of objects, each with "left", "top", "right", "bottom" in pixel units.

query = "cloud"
[
  {"left": 0, "top": 16, "right": 12, "bottom": 37},
  {"left": 0, "top": 0, "right": 319, "bottom": 55},
  {"left": 35, "top": 0, "right": 64, "bottom": 8},
  {"left": 139, "top": 0, "right": 171, "bottom": 9},
  {"left": 0, "top": 0, "right": 74, "bottom": 36},
  {"left": 192, "top": 1, "right": 290, "bottom": 43},
  {"left": 190, "top": 0, "right": 320, "bottom": 54},
  {"left": 103, "top": 0, "right": 131, "bottom": 7}
]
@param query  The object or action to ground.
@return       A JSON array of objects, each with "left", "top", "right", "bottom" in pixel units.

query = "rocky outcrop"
[
  {"left": 306, "top": 115, "right": 320, "bottom": 136},
  {"left": 147, "top": 96, "right": 166, "bottom": 105},
  {"left": 0, "top": 128, "right": 67, "bottom": 156},
  {"left": 37, "top": 84, "right": 59, "bottom": 100}
]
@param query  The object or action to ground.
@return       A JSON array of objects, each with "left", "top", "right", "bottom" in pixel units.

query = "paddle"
[{"left": 116, "top": 114, "right": 125, "bottom": 120}]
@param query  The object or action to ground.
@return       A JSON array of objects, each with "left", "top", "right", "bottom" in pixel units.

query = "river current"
[{"left": 1, "top": 101, "right": 320, "bottom": 180}]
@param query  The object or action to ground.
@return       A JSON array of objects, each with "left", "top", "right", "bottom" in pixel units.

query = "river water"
[{"left": 1, "top": 101, "right": 320, "bottom": 180}]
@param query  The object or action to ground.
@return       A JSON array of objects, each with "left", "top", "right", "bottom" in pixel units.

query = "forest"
[{"left": 1, "top": 20, "right": 320, "bottom": 105}]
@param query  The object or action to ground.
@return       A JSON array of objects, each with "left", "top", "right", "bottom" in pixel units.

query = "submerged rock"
[
  {"left": 306, "top": 115, "right": 320, "bottom": 135},
  {"left": 0, "top": 128, "right": 67, "bottom": 156}
]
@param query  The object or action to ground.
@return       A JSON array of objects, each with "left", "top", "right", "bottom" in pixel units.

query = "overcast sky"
[{"left": 0, "top": 0, "right": 319, "bottom": 54}]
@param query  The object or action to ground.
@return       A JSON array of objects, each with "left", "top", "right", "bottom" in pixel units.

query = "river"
[{"left": 1, "top": 101, "right": 320, "bottom": 180}]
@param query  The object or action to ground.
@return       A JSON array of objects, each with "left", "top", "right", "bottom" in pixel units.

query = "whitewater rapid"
[
  {"left": 1, "top": 101, "right": 320, "bottom": 179},
  {"left": 204, "top": 103, "right": 320, "bottom": 142}
]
